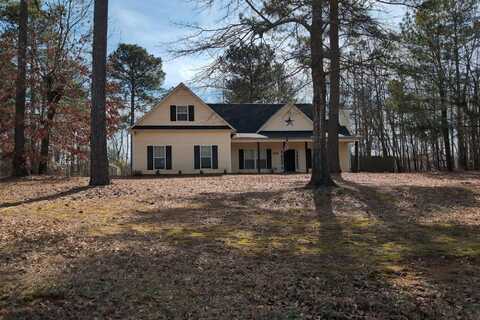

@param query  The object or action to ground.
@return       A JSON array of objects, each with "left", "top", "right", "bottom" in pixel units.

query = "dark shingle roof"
[
  {"left": 295, "top": 104, "right": 313, "bottom": 119},
  {"left": 208, "top": 103, "right": 283, "bottom": 133},
  {"left": 208, "top": 103, "right": 351, "bottom": 136}
]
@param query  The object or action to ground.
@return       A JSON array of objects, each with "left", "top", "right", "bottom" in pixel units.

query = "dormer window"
[
  {"left": 170, "top": 105, "right": 195, "bottom": 122},
  {"left": 177, "top": 106, "right": 189, "bottom": 121}
]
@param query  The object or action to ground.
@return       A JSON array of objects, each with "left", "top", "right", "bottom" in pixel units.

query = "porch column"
[
  {"left": 282, "top": 141, "right": 286, "bottom": 173},
  {"left": 257, "top": 142, "right": 261, "bottom": 173},
  {"left": 305, "top": 141, "right": 309, "bottom": 173}
]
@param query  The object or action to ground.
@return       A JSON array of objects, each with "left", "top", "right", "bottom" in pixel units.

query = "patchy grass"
[{"left": 1, "top": 173, "right": 480, "bottom": 319}]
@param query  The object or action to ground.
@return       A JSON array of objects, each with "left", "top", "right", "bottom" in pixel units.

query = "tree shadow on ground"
[
  {"left": 421, "top": 170, "right": 480, "bottom": 182},
  {"left": 0, "top": 185, "right": 91, "bottom": 208},
  {"left": 334, "top": 176, "right": 480, "bottom": 316},
  {"left": 0, "top": 176, "right": 72, "bottom": 184},
  {"left": 2, "top": 177, "right": 480, "bottom": 319}
]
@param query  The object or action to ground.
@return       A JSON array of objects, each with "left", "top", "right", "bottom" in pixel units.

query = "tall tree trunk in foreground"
[
  {"left": 309, "top": 0, "right": 334, "bottom": 187},
  {"left": 439, "top": 86, "right": 453, "bottom": 171},
  {"left": 90, "top": 0, "right": 110, "bottom": 186},
  {"left": 38, "top": 90, "right": 60, "bottom": 175},
  {"left": 12, "top": 0, "right": 29, "bottom": 177},
  {"left": 328, "top": 0, "right": 341, "bottom": 173},
  {"left": 130, "top": 84, "right": 135, "bottom": 174}
]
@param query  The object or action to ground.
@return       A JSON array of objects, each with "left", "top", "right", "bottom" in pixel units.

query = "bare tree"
[
  {"left": 327, "top": 0, "right": 340, "bottom": 173},
  {"left": 310, "top": 0, "right": 334, "bottom": 186},
  {"left": 90, "top": 0, "right": 109, "bottom": 186},
  {"left": 34, "top": 0, "right": 92, "bottom": 174},
  {"left": 12, "top": 0, "right": 28, "bottom": 177},
  {"left": 174, "top": 0, "right": 334, "bottom": 187}
]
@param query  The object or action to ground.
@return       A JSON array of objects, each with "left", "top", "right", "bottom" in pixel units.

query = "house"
[{"left": 131, "top": 83, "right": 357, "bottom": 175}]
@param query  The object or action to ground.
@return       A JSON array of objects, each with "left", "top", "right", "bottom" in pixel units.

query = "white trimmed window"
[
  {"left": 200, "top": 145, "right": 212, "bottom": 169},
  {"left": 243, "top": 149, "right": 269, "bottom": 169},
  {"left": 177, "top": 106, "right": 188, "bottom": 121},
  {"left": 258, "top": 149, "right": 268, "bottom": 169},
  {"left": 244, "top": 150, "right": 256, "bottom": 169},
  {"left": 153, "top": 146, "right": 166, "bottom": 169},
  {"left": 176, "top": 106, "right": 189, "bottom": 121}
]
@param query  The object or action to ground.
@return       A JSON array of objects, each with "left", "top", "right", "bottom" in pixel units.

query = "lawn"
[{"left": 1, "top": 173, "right": 480, "bottom": 319}]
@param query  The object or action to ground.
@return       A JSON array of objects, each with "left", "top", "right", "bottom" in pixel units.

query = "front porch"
[
  {"left": 232, "top": 139, "right": 311, "bottom": 174},
  {"left": 231, "top": 133, "right": 355, "bottom": 173}
]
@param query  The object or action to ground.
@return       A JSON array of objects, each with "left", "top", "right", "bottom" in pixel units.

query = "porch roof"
[
  {"left": 233, "top": 133, "right": 269, "bottom": 139},
  {"left": 259, "top": 131, "right": 313, "bottom": 140},
  {"left": 232, "top": 131, "right": 359, "bottom": 142}
]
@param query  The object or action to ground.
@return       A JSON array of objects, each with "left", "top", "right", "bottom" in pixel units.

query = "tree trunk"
[
  {"left": 308, "top": 0, "right": 334, "bottom": 188},
  {"left": 90, "top": 0, "right": 110, "bottom": 186},
  {"left": 130, "top": 86, "right": 135, "bottom": 175},
  {"left": 38, "top": 76, "right": 63, "bottom": 175},
  {"left": 453, "top": 13, "right": 467, "bottom": 171},
  {"left": 457, "top": 102, "right": 467, "bottom": 169},
  {"left": 327, "top": 0, "right": 340, "bottom": 173},
  {"left": 440, "top": 90, "right": 453, "bottom": 171},
  {"left": 12, "top": 0, "right": 29, "bottom": 177},
  {"left": 38, "top": 106, "right": 56, "bottom": 174}
]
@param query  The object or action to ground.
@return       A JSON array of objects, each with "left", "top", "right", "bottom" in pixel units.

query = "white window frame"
[
  {"left": 244, "top": 149, "right": 256, "bottom": 170},
  {"left": 153, "top": 146, "right": 166, "bottom": 170},
  {"left": 176, "top": 105, "right": 189, "bottom": 121},
  {"left": 243, "top": 149, "right": 268, "bottom": 169},
  {"left": 258, "top": 149, "right": 268, "bottom": 169},
  {"left": 200, "top": 145, "right": 213, "bottom": 169}
]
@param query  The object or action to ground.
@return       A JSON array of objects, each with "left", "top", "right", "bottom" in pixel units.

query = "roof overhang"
[
  {"left": 131, "top": 125, "right": 232, "bottom": 130},
  {"left": 233, "top": 133, "right": 269, "bottom": 139},
  {"left": 232, "top": 134, "right": 360, "bottom": 143}
]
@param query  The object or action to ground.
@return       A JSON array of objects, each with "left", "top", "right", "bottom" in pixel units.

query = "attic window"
[{"left": 176, "top": 106, "right": 189, "bottom": 121}]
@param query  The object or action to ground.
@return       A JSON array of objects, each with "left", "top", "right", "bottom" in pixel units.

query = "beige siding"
[
  {"left": 130, "top": 83, "right": 353, "bottom": 175},
  {"left": 138, "top": 86, "right": 228, "bottom": 126},
  {"left": 133, "top": 130, "right": 232, "bottom": 174},
  {"left": 231, "top": 140, "right": 352, "bottom": 173},
  {"left": 260, "top": 104, "right": 312, "bottom": 132},
  {"left": 259, "top": 104, "right": 352, "bottom": 134},
  {"left": 339, "top": 141, "right": 351, "bottom": 172}
]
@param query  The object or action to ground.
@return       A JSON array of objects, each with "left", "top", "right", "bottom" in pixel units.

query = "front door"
[{"left": 284, "top": 149, "right": 296, "bottom": 172}]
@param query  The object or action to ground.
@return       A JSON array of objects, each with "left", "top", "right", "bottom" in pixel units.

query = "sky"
[
  {"left": 108, "top": 1, "right": 406, "bottom": 102},
  {"left": 108, "top": 0, "right": 219, "bottom": 100}
]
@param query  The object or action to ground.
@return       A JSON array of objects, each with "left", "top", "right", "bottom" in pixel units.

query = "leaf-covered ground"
[{"left": 1, "top": 173, "right": 480, "bottom": 319}]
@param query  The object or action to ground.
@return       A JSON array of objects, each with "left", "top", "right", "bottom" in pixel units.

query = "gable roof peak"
[{"left": 131, "top": 82, "right": 235, "bottom": 130}]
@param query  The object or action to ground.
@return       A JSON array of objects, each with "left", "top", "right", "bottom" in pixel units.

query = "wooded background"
[{"left": 1, "top": 0, "right": 479, "bottom": 177}]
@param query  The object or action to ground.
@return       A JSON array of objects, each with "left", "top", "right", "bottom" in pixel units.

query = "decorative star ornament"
[{"left": 285, "top": 117, "right": 294, "bottom": 126}]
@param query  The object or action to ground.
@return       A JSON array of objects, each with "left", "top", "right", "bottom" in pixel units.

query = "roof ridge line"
[{"left": 206, "top": 103, "right": 287, "bottom": 105}]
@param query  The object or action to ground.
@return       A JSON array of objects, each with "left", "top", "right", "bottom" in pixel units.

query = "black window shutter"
[
  {"left": 188, "top": 105, "right": 194, "bottom": 121},
  {"left": 194, "top": 145, "right": 200, "bottom": 169},
  {"left": 147, "top": 146, "right": 153, "bottom": 170},
  {"left": 212, "top": 145, "right": 218, "bottom": 169},
  {"left": 306, "top": 149, "right": 312, "bottom": 169},
  {"left": 239, "top": 149, "right": 244, "bottom": 170},
  {"left": 266, "top": 149, "right": 272, "bottom": 169},
  {"left": 170, "top": 105, "right": 176, "bottom": 121},
  {"left": 166, "top": 146, "right": 172, "bottom": 169}
]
